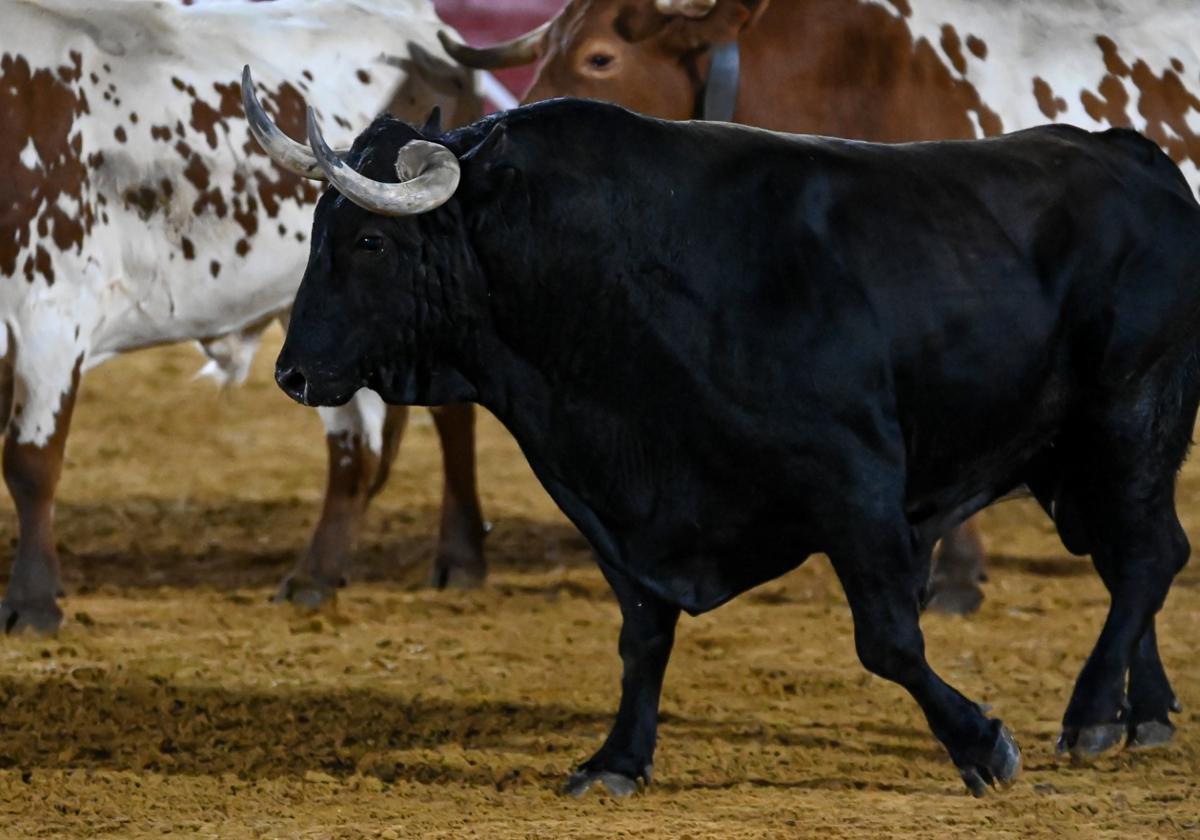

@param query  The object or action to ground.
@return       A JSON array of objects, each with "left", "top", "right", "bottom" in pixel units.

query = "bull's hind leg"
[
  {"left": 0, "top": 352, "right": 82, "bottom": 635},
  {"left": 275, "top": 391, "right": 401, "bottom": 607},
  {"left": 429, "top": 405, "right": 487, "bottom": 589},
  {"left": 566, "top": 563, "right": 680, "bottom": 797},
  {"left": 830, "top": 506, "right": 1020, "bottom": 796},
  {"left": 1127, "top": 620, "right": 1182, "bottom": 748},
  {"left": 1054, "top": 372, "right": 1196, "bottom": 758},
  {"left": 1055, "top": 496, "right": 1188, "bottom": 757}
]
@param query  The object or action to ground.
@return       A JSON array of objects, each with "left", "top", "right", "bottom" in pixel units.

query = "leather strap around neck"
[{"left": 700, "top": 40, "right": 740, "bottom": 122}]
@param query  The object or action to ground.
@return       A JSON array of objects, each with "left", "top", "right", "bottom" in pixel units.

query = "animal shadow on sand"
[
  {"left": 0, "top": 678, "right": 934, "bottom": 791},
  {"left": 0, "top": 499, "right": 595, "bottom": 595}
]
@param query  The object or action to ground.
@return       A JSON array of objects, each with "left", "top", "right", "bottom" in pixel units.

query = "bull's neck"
[{"left": 460, "top": 209, "right": 656, "bottom": 436}]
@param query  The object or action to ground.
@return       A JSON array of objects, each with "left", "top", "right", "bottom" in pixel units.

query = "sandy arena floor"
[{"left": 0, "top": 327, "right": 1197, "bottom": 838}]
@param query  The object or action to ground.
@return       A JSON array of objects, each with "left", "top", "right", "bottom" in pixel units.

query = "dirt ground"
[{"left": 0, "top": 327, "right": 1196, "bottom": 839}]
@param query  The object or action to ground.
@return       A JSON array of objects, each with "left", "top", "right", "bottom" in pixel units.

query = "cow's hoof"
[
  {"left": 272, "top": 574, "right": 340, "bottom": 609},
  {"left": 563, "top": 766, "right": 646, "bottom": 798},
  {"left": 958, "top": 723, "right": 1021, "bottom": 797},
  {"left": 431, "top": 557, "right": 486, "bottom": 590},
  {"left": 925, "top": 581, "right": 984, "bottom": 615},
  {"left": 1056, "top": 722, "right": 1125, "bottom": 760},
  {"left": 1128, "top": 719, "right": 1175, "bottom": 750},
  {"left": 0, "top": 599, "right": 64, "bottom": 636}
]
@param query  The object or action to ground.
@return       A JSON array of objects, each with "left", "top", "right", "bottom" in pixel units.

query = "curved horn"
[
  {"left": 437, "top": 22, "right": 551, "bottom": 70},
  {"left": 654, "top": 0, "right": 718, "bottom": 17},
  {"left": 241, "top": 65, "right": 327, "bottom": 180},
  {"left": 306, "top": 107, "right": 461, "bottom": 217},
  {"left": 241, "top": 66, "right": 352, "bottom": 180}
]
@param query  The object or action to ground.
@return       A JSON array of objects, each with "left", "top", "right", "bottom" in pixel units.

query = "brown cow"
[{"left": 442, "top": 0, "right": 1200, "bottom": 613}]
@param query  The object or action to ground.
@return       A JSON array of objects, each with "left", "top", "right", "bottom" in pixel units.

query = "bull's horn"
[
  {"left": 306, "top": 107, "right": 461, "bottom": 217},
  {"left": 437, "top": 22, "right": 550, "bottom": 70},
  {"left": 242, "top": 65, "right": 334, "bottom": 181},
  {"left": 654, "top": 0, "right": 718, "bottom": 17}
]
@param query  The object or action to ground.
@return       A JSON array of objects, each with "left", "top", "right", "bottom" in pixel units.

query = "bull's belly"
[
  {"left": 620, "top": 519, "right": 817, "bottom": 616},
  {"left": 902, "top": 416, "right": 1060, "bottom": 533}
]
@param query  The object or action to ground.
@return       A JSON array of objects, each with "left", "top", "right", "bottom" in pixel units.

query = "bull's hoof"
[
  {"left": 1, "top": 599, "right": 64, "bottom": 636},
  {"left": 271, "top": 574, "right": 340, "bottom": 609},
  {"left": 1128, "top": 719, "right": 1176, "bottom": 750},
  {"left": 925, "top": 581, "right": 984, "bottom": 615},
  {"left": 431, "top": 556, "right": 486, "bottom": 590},
  {"left": 958, "top": 723, "right": 1021, "bottom": 797},
  {"left": 563, "top": 765, "right": 648, "bottom": 798},
  {"left": 1056, "top": 722, "right": 1125, "bottom": 760}
]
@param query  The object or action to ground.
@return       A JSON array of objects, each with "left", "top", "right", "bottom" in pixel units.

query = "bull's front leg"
[
  {"left": 274, "top": 391, "right": 404, "bottom": 607},
  {"left": 1, "top": 352, "right": 82, "bottom": 635},
  {"left": 830, "top": 505, "right": 1021, "bottom": 796},
  {"left": 566, "top": 562, "right": 679, "bottom": 797}
]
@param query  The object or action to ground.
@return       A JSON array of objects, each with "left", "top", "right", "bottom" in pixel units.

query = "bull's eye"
[
  {"left": 356, "top": 235, "right": 384, "bottom": 253},
  {"left": 587, "top": 53, "right": 614, "bottom": 69}
]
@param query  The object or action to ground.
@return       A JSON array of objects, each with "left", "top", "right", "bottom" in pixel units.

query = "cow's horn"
[
  {"left": 306, "top": 107, "right": 461, "bottom": 217},
  {"left": 437, "top": 22, "right": 551, "bottom": 70},
  {"left": 654, "top": 0, "right": 718, "bottom": 17},
  {"left": 242, "top": 65, "right": 329, "bottom": 181}
]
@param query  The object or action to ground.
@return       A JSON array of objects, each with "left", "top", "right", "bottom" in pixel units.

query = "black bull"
[{"left": 275, "top": 99, "right": 1200, "bottom": 796}]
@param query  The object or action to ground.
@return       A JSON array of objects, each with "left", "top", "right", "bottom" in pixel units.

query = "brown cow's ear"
[
  {"left": 615, "top": 4, "right": 670, "bottom": 42},
  {"left": 659, "top": 0, "right": 768, "bottom": 52}
]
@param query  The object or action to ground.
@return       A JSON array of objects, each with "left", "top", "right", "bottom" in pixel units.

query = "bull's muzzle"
[{"left": 275, "top": 361, "right": 313, "bottom": 406}]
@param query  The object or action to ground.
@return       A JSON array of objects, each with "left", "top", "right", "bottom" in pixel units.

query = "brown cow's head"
[{"left": 441, "top": 0, "right": 767, "bottom": 118}]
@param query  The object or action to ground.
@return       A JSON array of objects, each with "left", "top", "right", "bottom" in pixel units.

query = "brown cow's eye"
[
  {"left": 356, "top": 235, "right": 383, "bottom": 252},
  {"left": 588, "top": 53, "right": 614, "bottom": 69}
]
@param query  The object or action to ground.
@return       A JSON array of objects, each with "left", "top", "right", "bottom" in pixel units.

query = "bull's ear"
[
  {"left": 422, "top": 105, "right": 443, "bottom": 136},
  {"left": 461, "top": 122, "right": 519, "bottom": 200},
  {"left": 462, "top": 121, "right": 510, "bottom": 165}
]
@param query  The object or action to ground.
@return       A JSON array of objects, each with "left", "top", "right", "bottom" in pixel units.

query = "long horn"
[
  {"left": 242, "top": 65, "right": 355, "bottom": 180},
  {"left": 437, "top": 21, "right": 551, "bottom": 70},
  {"left": 306, "top": 107, "right": 461, "bottom": 217},
  {"left": 654, "top": 0, "right": 718, "bottom": 17}
]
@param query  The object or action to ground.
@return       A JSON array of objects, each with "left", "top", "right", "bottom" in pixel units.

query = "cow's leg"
[
  {"left": 428, "top": 404, "right": 487, "bottom": 589},
  {"left": 565, "top": 562, "right": 680, "bottom": 797},
  {"left": 1127, "top": 620, "right": 1181, "bottom": 748},
  {"left": 275, "top": 391, "right": 401, "bottom": 607},
  {"left": 926, "top": 517, "right": 987, "bottom": 615},
  {"left": 1, "top": 355, "right": 82, "bottom": 635},
  {"left": 830, "top": 515, "right": 1020, "bottom": 796}
]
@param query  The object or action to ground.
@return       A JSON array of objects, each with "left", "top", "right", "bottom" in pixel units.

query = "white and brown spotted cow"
[
  {"left": 0, "top": 0, "right": 489, "bottom": 633},
  {"left": 444, "top": 0, "right": 1200, "bottom": 613}
]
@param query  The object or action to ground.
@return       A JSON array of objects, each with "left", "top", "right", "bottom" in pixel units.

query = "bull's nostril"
[{"left": 276, "top": 365, "right": 310, "bottom": 404}]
